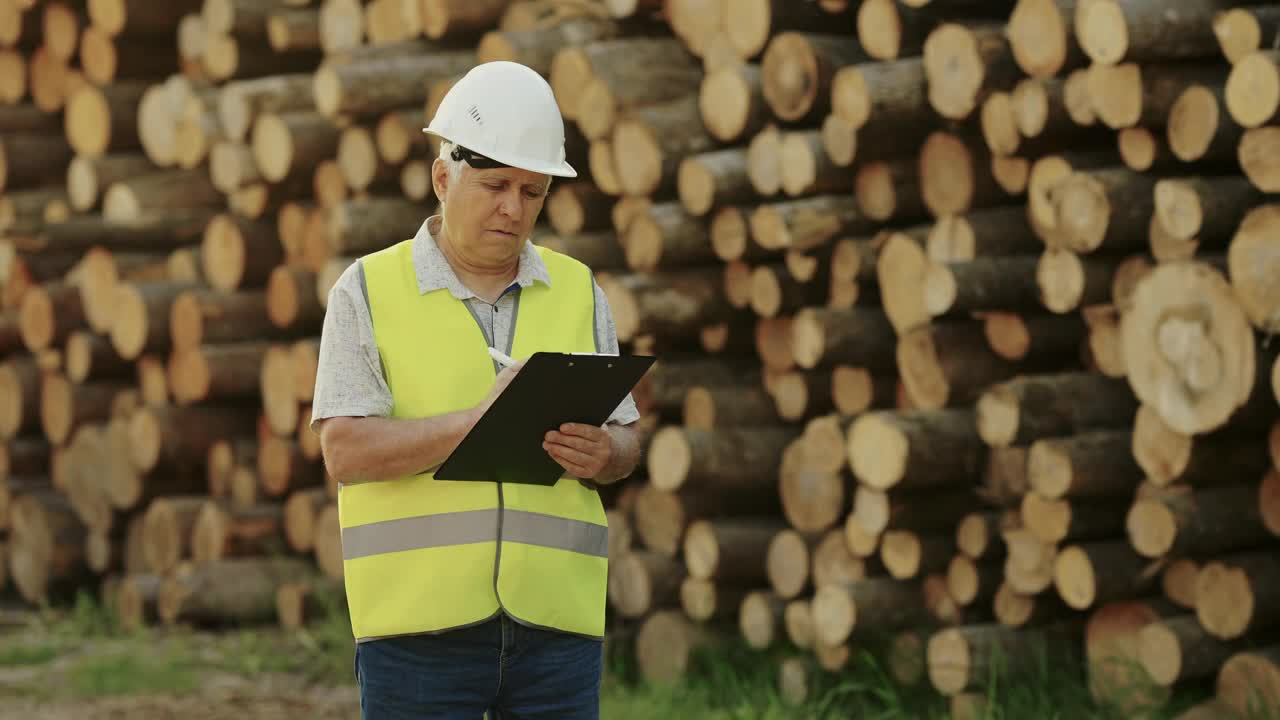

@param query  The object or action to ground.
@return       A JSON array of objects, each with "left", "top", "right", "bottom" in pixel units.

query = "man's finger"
[
  {"left": 546, "top": 446, "right": 592, "bottom": 478},
  {"left": 545, "top": 441, "right": 595, "bottom": 467},
  {"left": 559, "top": 423, "right": 606, "bottom": 440},
  {"left": 544, "top": 431, "right": 599, "bottom": 452}
]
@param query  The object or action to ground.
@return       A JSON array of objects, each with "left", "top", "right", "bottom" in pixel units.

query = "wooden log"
[
  {"left": 1167, "top": 83, "right": 1243, "bottom": 163},
  {"left": 127, "top": 404, "right": 256, "bottom": 476},
  {"left": 811, "top": 576, "right": 932, "bottom": 647},
  {"left": 250, "top": 111, "right": 342, "bottom": 184},
  {"left": 18, "top": 281, "right": 84, "bottom": 353},
  {"left": 216, "top": 74, "right": 314, "bottom": 144},
  {"left": 312, "top": 49, "right": 472, "bottom": 119},
  {"left": 918, "top": 130, "right": 1010, "bottom": 219},
  {"left": 167, "top": 341, "right": 268, "bottom": 406},
  {"left": 780, "top": 130, "right": 846, "bottom": 198},
  {"left": 1216, "top": 647, "right": 1280, "bottom": 716},
  {"left": 927, "top": 621, "right": 1080, "bottom": 696},
  {"left": 1239, "top": 125, "right": 1280, "bottom": 193},
  {"left": 1053, "top": 541, "right": 1156, "bottom": 610},
  {"left": 622, "top": 202, "right": 712, "bottom": 273},
  {"left": 749, "top": 195, "right": 871, "bottom": 252},
  {"left": 766, "top": 528, "right": 817, "bottom": 599},
  {"left": 1197, "top": 552, "right": 1280, "bottom": 640},
  {"left": 683, "top": 518, "right": 781, "bottom": 585},
  {"left": 1087, "top": 62, "right": 1228, "bottom": 132},
  {"left": 777, "top": 442, "right": 846, "bottom": 533},
  {"left": 607, "top": 549, "right": 684, "bottom": 619},
  {"left": 854, "top": 159, "right": 927, "bottom": 224},
  {"left": 698, "top": 63, "right": 768, "bottom": 144},
  {"left": 1128, "top": 483, "right": 1273, "bottom": 559},
  {"left": 896, "top": 321, "right": 1025, "bottom": 410},
  {"left": 1007, "top": 0, "right": 1086, "bottom": 79},
  {"left": 321, "top": 195, "right": 422, "bottom": 257},
  {"left": 1077, "top": 0, "right": 1240, "bottom": 65},
  {"left": 168, "top": 289, "right": 281, "bottom": 353},
  {"left": 64, "top": 80, "right": 148, "bottom": 158},
  {"left": 851, "top": 484, "right": 981, "bottom": 538},
  {"left": 478, "top": 16, "right": 619, "bottom": 77},
  {"left": 612, "top": 94, "right": 715, "bottom": 198},
  {"left": 1027, "top": 431, "right": 1139, "bottom": 500},
  {"left": 575, "top": 47, "right": 702, "bottom": 143},
  {"left": 1227, "top": 203, "right": 1280, "bottom": 335},
  {"left": 760, "top": 32, "right": 865, "bottom": 123},
  {"left": 983, "top": 312, "right": 1086, "bottom": 362},
  {"left": 1122, "top": 261, "right": 1260, "bottom": 435},
  {"left": 101, "top": 169, "right": 222, "bottom": 223},
  {"left": 848, "top": 409, "right": 984, "bottom": 491},
  {"left": 1214, "top": 6, "right": 1280, "bottom": 65},
  {"left": 648, "top": 426, "right": 798, "bottom": 493},
  {"left": 948, "top": 555, "right": 1002, "bottom": 608},
  {"left": 597, "top": 269, "right": 734, "bottom": 344},
  {"left": 7, "top": 493, "right": 88, "bottom": 604},
  {"left": 922, "top": 257, "right": 1043, "bottom": 320},
  {"left": 1051, "top": 166, "right": 1155, "bottom": 254},
  {"left": 923, "top": 22, "right": 1019, "bottom": 121},
  {"left": 976, "top": 373, "right": 1135, "bottom": 448},
  {"left": 790, "top": 306, "right": 895, "bottom": 372},
  {"left": 1132, "top": 404, "right": 1273, "bottom": 488},
  {"left": 190, "top": 500, "right": 286, "bottom": 564},
  {"left": 738, "top": 590, "right": 786, "bottom": 649},
  {"left": 157, "top": 556, "right": 316, "bottom": 626},
  {"left": 1022, "top": 492, "right": 1129, "bottom": 546},
  {"left": 40, "top": 374, "right": 120, "bottom": 447},
  {"left": 1, "top": 133, "right": 71, "bottom": 194},
  {"left": 676, "top": 148, "right": 753, "bottom": 218}
]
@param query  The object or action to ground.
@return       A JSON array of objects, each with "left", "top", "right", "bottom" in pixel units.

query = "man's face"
[{"left": 435, "top": 159, "right": 550, "bottom": 264}]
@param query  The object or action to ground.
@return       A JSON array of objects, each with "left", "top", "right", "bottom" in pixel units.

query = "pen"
[{"left": 488, "top": 346, "right": 518, "bottom": 368}]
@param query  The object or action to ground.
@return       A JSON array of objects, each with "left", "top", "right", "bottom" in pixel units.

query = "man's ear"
[{"left": 431, "top": 157, "right": 450, "bottom": 203}]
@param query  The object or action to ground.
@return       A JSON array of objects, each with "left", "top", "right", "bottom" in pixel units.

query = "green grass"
[{"left": 6, "top": 591, "right": 1279, "bottom": 719}]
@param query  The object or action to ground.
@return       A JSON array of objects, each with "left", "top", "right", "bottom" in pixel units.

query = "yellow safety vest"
[{"left": 338, "top": 238, "right": 608, "bottom": 642}]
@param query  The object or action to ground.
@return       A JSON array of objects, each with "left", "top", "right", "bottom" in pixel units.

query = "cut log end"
[{"left": 1226, "top": 51, "right": 1280, "bottom": 130}]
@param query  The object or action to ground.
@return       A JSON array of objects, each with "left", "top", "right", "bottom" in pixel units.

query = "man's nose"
[{"left": 498, "top": 189, "right": 523, "bottom": 221}]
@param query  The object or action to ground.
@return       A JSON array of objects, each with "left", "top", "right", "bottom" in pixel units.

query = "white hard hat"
[{"left": 423, "top": 61, "right": 577, "bottom": 178}]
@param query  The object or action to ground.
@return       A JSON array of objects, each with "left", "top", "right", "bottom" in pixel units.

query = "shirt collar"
[{"left": 410, "top": 215, "right": 552, "bottom": 299}]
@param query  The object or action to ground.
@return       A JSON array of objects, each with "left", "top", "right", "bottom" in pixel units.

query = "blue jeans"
[{"left": 354, "top": 614, "right": 603, "bottom": 719}]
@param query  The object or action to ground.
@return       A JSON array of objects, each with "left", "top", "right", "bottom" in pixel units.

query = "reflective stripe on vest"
[{"left": 340, "top": 237, "right": 608, "bottom": 642}]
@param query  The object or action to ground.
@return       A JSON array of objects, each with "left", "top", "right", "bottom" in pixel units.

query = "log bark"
[
  {"left": 574, "top": 46, "right": 702, "bottom": 142},
  {"left": 612, "top": 94, "right": 716, "bottom": 198},
  {"left": 169, "top": 288, "right": 295, "bottom": 352},
  {"left": 40, "top": 374, "right": 120, "bottom": 447},
  {"left": 1196, "top": 552, "right": 1280, "bottom": 640},
  {"left": 676, "top": 148, "right": 754, "bottom": 218},
  {"left": 0, "top": 133, "right": 71, "bottom": 193},
  {"left": 322, "top": 195, "right": 422, "bottom": 256},
  {"left": 1077, "top": 0, "right": 1242, "bottom": 65},
  {"left": 854, "top": 159, "right": 927, "bottom": 224},
  {"left": 811, "top": 576, "right": 932, "bottom": 647},
  {"left": 1127, "top": 483, "right": 1273, "bottom": 558},
  {"left": 200, "top": 214, "right": 283, "bottom": 293},
  {"left": 157, "top": 556, "right": 316, "bottom": 626},
  {"left": 477, "top": 16, "right": 620, "bottom": 77},
  {"left": 313, "top": 49, "right": 473, "bottom": 118},
  {"left": 647, "top": 426, "right": 798, "bottom": 494},
  {"left": 976, "top": 372, "right": 1136, "bottom": 447},
  {"left": 1052, "top": 167, "right": 1156, "bottom": 254},
  {"left": 1087, "top": 62, "right": 1229, "bottom": 131},
  {"left": 682, "top": 518, "right": 782, "bottom": 584},
  {"left": 1028, "top": 430, "right": 1141, "bottom": 500},
  {"left": 780, "top": 130, "right": 846, "bottom": 199},
  {"left": 923, "top": 22, "right": 1020, "bottom": 121},
  {"left": 1132, "top": 403, "right": 1274, "bottom": 488},
  {"left": 101, "top": 169, "right": 222, "bottom": 224},
  {"left": 623, "top": 202, "right": 713, "bottom": 273},
  {"left": 749, "top": 195, "right": 872, "bottom": 252},
  {"left": 928, "top": 621, "right": 1080, "bottom": 696},
  {"left": 597, "top": 269, "right": 734, "bottom": 344},
  {"left": 65, "top": 80, "right": 148, "bottom": 158},
  {"left": 551, "top": 37, "right": 686, "bottom": 121},
  {"left": 760, "top": 32, "right": 866, "bottom": 123},
  {"left": 1022, "top": 492, "right": 1128, "bottom": 546},
  {"left": 251, "top": 110, "right": 342, "bottom": 184},
  {"left": 167, "top": 341, "right": 270, "bottom": 405},
  {"left": 790, "top": 306, "right": 896, "bottom": 372},
  {"left": 848, "top": 408, "right": 984, "bottom": 490},
  {"left": 127, "top": 404, "right": 256, "bottom": 476},
  {"left": 896, "top": 321, "right": 1025, "bottom": 410},
  {"left": 923, "top": 257, "right": 1043, "bottom": 319},
  {"left": 1052, "top": 541, "right": 1156, "bottom": 610},
  {"left": 984, "top": 312, "right": 1087, "bottom": 362},
  {"left": 1121, "top": 261, "right": 1259, "bottom": 435}
]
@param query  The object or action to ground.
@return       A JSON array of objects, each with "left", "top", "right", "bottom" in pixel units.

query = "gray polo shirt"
[{"left": 311, "top": 216, "right": 641, "bottom": 431}]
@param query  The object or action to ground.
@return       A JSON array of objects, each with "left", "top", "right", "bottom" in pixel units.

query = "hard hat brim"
[{"left": 422, "top": 127, "right": 578, "bottom": 178}]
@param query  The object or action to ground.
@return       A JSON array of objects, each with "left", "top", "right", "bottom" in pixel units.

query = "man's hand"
[
  {"left": 475, "top": 360, "right": 526, "bottom": 418},
  {"left": 543, "top": 423, "right": 612, "bottom": 479}
]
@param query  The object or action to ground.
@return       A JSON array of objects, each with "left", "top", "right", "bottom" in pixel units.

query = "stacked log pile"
[{"left": 1, "top": 0, "right": 1279, "bottom": 714}]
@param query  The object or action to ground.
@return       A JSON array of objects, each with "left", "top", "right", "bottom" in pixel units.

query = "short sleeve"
[
  {"left": 593, "top": 277, "right": 641, "bottom": 427},
  {"left": 310, "top": 261, "right": 395, "bottom": 432}
]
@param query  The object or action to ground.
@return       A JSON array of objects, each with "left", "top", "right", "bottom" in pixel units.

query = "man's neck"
[{"left": 436, "top": 222, "right": 519, "bottom": 304}]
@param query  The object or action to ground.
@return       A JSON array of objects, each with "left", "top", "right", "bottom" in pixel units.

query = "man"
[{"left": 311, "top": 61, "right": 644, "bottom": 719}]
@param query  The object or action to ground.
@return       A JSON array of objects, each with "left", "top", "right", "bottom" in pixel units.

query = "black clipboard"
[{"left": 433, "top": 351, "right": 655, "bottom": 485}]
